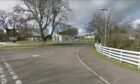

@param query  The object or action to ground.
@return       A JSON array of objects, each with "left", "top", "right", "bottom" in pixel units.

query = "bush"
[{"left": 96, "top": 34, "right": 140, "bottom": 51}]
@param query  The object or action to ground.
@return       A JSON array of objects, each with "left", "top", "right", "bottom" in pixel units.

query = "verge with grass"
[
  {"left": 92, "top": 48, "right": 140, "bottom": 73},
  {"left": 80, "top": 38, "right": 95, "bottom": 43}
]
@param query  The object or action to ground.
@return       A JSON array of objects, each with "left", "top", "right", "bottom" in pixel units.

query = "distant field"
[
  {"left": 0, "top": 38, "right": 95, "bottom": 48},
  {"left": 80, "top": 38, "right": 95, "bottom": 43}
]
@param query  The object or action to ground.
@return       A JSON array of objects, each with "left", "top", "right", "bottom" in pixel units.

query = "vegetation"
[
  {"left": 58, "top": 25, "right": 78, "bottom": 37},
  {"left": 0, "top": 0, "right": 70, "bottom": 42},
  {"left": 80, "top": 38, "right": 95, "bottom": 43},
  {"left": 87, "top": 12, "right": 140, "bottom": 51}
]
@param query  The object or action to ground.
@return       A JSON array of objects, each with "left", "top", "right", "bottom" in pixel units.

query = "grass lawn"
[
  {"left": 92, "top": 48, "right": 140, "bottom": 73},
  {"left": 80, "top": 38, "right": 95, "bottom": 43},
  {"left": 0, "top": 41, "right": 49, "bottom": 48}
]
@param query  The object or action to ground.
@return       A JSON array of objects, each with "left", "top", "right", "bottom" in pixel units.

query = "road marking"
[
  {"left": 9, "top": 71, "right": 16, "bottom": 75},
  {"left": 32, "top": 51, "right": 54, "bottom": 58},
  {"left": 1, "top": 57, "right": 22, "bottom": 84},
  {"left": 0, "top": 65, "right": 7, "bottom": 84},
  {"left": 0, "top": 68, "right": 4, "bottom": 74},
  {"left": 0, "top": 74, "right": 6, "bottom": 78},
  {"left": 76, "top": 52, "right": 111, "bottom": 84},
  {"left": 12, "top": 75, "right": 18, "bottom": 80},
  {"left": 1, "top": 78, "right": 7, "bottom": 84},
  {"left": 32, "top": 54, "right": 39, "bottom": 57},
  {"left": 4, "top": 62, "right": 10, "bottom": 68},
  {"left": 15, "top": 80, "right": 22, "bottom": 84}
]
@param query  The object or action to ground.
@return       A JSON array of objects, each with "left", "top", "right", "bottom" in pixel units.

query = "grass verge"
[
  {"left": 92, "top": 48, "right": 140, "bottom": 73},
  {"left": 80, "top": 38, "right": 95, "bottom": 43}
]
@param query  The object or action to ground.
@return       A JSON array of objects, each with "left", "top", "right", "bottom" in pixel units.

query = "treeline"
[
  {"left": 58, "top": 25, "right": 78, "bottom": 37},
  {"left": 87, "top": 12, "right": 140, "bottom": 51}
]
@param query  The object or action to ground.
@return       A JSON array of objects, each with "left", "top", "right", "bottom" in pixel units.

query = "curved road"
[{"left": 0, "top": 46, "right": 104, "bottom": 84}]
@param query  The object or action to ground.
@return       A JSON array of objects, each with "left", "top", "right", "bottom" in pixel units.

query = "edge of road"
[{"left": 76, "top": 49, "right": 111, "bottom": 84}]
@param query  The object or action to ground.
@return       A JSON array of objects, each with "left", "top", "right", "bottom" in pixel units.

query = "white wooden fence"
[{"left": 95, "top": 43, "right": 140, "bottom": 69}]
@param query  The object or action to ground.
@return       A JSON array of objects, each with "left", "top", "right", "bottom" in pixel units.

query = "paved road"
[{"left": 0, "top": 46, "right": 104, "bottom": 84}]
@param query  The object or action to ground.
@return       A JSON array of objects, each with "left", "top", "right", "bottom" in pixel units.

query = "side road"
[{"left": 78, "top": 48, "right": 140, "bottom": 84}]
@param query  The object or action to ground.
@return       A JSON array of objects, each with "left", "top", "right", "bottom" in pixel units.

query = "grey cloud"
[{"left": 68, "top": 0, "right": 140, "bottom": 31}]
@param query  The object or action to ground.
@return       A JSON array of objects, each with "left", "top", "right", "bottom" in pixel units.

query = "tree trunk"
[
  {"left": 44, "top": 11, "right": 57, "bottom": 41},
  {"left": 39, "top": 23, "right": 45, "bottom": 42}
]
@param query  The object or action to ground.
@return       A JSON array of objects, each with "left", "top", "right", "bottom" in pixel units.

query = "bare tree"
[
  {"left": 88, "top": 12, "right": 131, "bottom": 48},
  {"left": 86, "top": 21, "right": 94, "bottom": 33},
  {"left": 0, "top": 10, "right": 10, "bottom": 36},
  {"left": 8, "top": 13, "right": 20, "bottom": 37},
  {"left": 19, "top": 0, "right": 69, "bottom": 41}
]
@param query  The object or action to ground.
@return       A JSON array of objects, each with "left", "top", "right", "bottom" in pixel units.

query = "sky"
[
  {"left": 0, "top": 0, "right": 19, "bottom": 11},
  {"left": 0, "top": 0, "right": 140, "bottom": 34},
  {"left": 68, "top": 0, "right": 140, "bottom": 34}
]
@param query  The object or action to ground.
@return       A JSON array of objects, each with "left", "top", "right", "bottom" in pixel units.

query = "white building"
[
  {"left": 83, "top": 32, "right": 95, "bottom": 38},
  {"left": 52, "top": 34, "right": 63, "bottom": 42}
]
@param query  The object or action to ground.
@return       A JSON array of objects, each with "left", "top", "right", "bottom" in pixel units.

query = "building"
[
  {"left": 52, "top": 34, "right": 63, "bottom": 42},
  {"left": 83, "top": 32, "right": 95, "bottom": 39},
  {"left": 52, "top": 34, "right": 74, "bottom": 42}
]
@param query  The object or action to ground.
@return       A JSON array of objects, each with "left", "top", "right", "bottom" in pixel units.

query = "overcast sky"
[
  {"left": 68, "top": 0, "right": 140, "bottom": 33},
  {"left": 0, "top": 0, "right": 140, "bottom": 34}
]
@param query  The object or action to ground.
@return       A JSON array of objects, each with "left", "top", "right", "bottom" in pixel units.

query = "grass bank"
[
  {"left": 80, "top": 38, "right": 95, "bottom": 43},
  {"left": 92, "top": 48, "right": 140, "bottom": 73}
]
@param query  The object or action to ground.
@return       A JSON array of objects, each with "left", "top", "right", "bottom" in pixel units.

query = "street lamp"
[{"left": 100, "top": 8, "right": 108, "bottom": 46}]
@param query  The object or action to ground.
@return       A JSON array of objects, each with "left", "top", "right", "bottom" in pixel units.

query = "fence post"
[
  {"left": 120, "top": 50, "right": 123, "bottom": 63},
  {"left": 97, "top": 45, "right": 100, "bottom": 52},
  {"left": 100, "top": 45, "right": 103, "bottom": 54},
  {"left": 102, "top": 46, "right": 105, "bottom": 56},
  {"left": 97, "top": 46, "right": 99, "bottom": 52},
  {"left": 109, "top": 47, "right": 111, "bottom": 59},
  {"left": 138, "top": 53, "right": 140, "bottom": 69}
]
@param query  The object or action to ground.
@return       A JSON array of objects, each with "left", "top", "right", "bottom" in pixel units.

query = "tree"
[
  {"left": 59, "top": 25, "right": 78, "bottom": 37},
  {"left": 20, "top": 0, "right": 69, "bottom": 41},
  {"left": 88, "top": 11, "right": 131, "bottom": 48},
  {"left": 8, "top": 13, "right": 20, "bottom": 37},
  {"left": 0, "top": 10, "right": 10, "bottom": 36},
  {"left": 0, "top": 9, "right": 27, "bottom": 37},
  {"left": 86, "top": 21, "right": 94, "bottom": 33},
  {"left": 135, "top": 24, "right": 140, "bottom": 33}
]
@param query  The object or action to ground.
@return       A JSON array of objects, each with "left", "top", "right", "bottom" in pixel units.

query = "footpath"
[{"left": 78, "top": 48, "right": 140, "bottom": 84}]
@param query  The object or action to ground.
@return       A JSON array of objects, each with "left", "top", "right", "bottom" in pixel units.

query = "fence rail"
[{"left": 95, "top": 43, "right": 140, "bottom": 69}]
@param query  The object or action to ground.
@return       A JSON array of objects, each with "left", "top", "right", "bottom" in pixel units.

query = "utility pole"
[{"left": 100, "top": 8, "right": 108, "bottom": 46}]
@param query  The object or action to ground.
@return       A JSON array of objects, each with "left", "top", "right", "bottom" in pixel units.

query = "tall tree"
[{"left": 20, "top": 0, "right": 69, "bottom": 41}]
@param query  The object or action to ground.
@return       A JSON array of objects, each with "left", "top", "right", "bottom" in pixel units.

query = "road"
[{"left": 0, "top": 46, "right": 104, "bottom": 84}]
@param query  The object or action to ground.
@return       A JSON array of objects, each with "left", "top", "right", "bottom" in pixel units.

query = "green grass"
[
  {"left": 0, "top": 41, "right": 48, "bottom": 48},
  {"left": 92, "top": 48, "right": 140, "bottom": 73},
  {"left": 80, "top": 38, "right": 95, "bottom": 43}
]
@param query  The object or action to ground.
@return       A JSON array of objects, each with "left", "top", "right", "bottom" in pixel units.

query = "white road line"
[
  {"left": 12, "top": 75, "right": 18, "bottom": 80},
  {"left": 0, "top": 74, "right": 6, "bottom": 78},
  {"left": 32, "top": 55, "right": 39, "bottom": 57},
  {"left": 1, "top": 78, "right": 7, "bottom": 84},
  {"left": 9, "top": 71, "right": 16, "bottom": 75},
  {"left": 0, "top": 68, "right": 4, "bottom": 74},
  {"left": 0, "top": 65, "right": 7, "bottom": 84},
  {"left": 76, "top": 52, "right": 111, "bottom": 84},
  {"left": 15, "top": 80, "right": 22, "bottom": 84},
  {"left": 32, "top": 51, "right": 54, "bottom": 58},
  {"left": 1, "top": 57, "right": 22, "bottom": 84}
]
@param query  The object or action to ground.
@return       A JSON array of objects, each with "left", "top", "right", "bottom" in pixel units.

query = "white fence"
[{"left": 95, "top": 43, "right": 140, "bottom": 68}]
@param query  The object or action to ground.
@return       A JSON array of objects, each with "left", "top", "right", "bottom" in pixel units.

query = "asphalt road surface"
[{"left": 0, "top": 46, "right": 104, "bottom": 84}]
